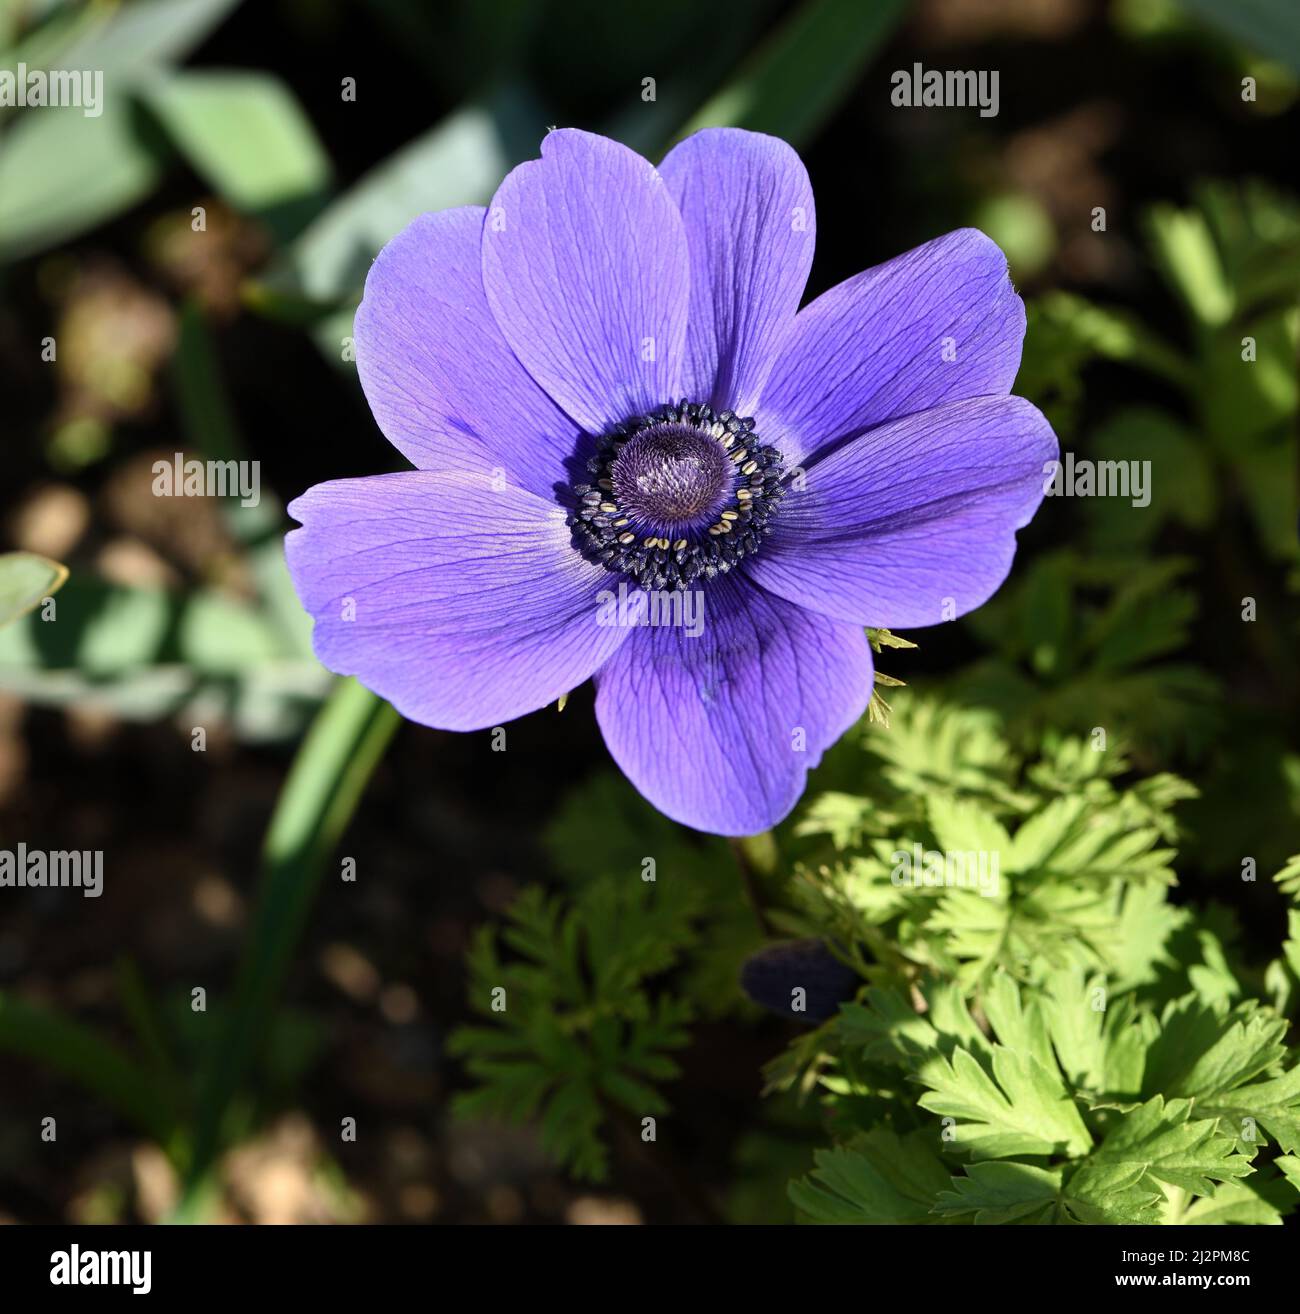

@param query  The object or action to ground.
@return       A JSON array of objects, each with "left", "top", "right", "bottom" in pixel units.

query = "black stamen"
[{"left": 567, "top": 401, "right": 787, "bottom": 591}]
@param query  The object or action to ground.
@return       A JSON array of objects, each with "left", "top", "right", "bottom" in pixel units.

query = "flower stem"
[{"left": 729, "top": 833, "right": 777, "bottom": 936}]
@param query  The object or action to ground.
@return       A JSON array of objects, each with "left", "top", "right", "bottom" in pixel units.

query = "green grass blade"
[
  {"left": 677, "top": 0, "right": 909, "bottom": 146},
  {"left": 0, "top": 992, "right": 177, "bottom": 1146}
]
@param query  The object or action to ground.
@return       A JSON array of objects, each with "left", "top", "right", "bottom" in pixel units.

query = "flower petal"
[
  {"left": 744, "top": 395, "right": 1058, "bottom": 628},
  {"left": 594, "top": 578, "right": 873, "bottom": 836},
  {"left": 481, "top": 129, "right": 690, "bottom": 434},
  {"left": 658, "top": 127, "right": 815, "bottom": 415},
  {"left": 758, "top": 228, "right": 1026, "bottom": 468},
  {"left": 286, "top": 471, "right": 630, "bottom": 729},
  {"left": 354, "top": 206, "right": 582, "bottom": 500}
]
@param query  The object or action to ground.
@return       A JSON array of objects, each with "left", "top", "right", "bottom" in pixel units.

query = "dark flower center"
[
  {"left": 568, "top": 401, "right": 786, "bottom": 591},
  {"left": 611, "top": 424, "right": 732, "bottom": 534}
]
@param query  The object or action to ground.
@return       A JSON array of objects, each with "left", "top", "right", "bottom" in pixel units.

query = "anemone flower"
[{"left": 286, "top": 128, "right": 1057, "bottom": 836}]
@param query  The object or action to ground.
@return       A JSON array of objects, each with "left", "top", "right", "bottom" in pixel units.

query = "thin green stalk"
[{"left": 730, "top": 832, "right": 778, "bottom": 936}]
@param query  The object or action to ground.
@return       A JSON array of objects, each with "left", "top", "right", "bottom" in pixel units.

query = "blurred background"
[{"left": 0, "top": 0, "right": 1296, "bottom": 1224}]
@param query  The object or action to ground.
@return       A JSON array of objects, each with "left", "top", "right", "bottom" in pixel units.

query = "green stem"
[{"left": 729, "top": 832, "right": 777, "bottom": 936}]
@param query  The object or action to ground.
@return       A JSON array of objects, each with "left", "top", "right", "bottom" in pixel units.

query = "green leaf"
[
  {"left": 1273, "top": 854, "right": 1300, "bottom": 900},
  {"left": 1008, "top": 794, "right": 1173, "bottom": 885},
  {"left": 866, "top": 693, "right": 1025, "bottom": 808},
  {"left": 0, "top": 97, "right": 161, "bottom": 262},
  {"left": 545, "top": 771, "right": 726, "bottom": 889},
  {"left": 30, "top": 0, "right": 244, "bottom": 82},
  {"left": 142, "top": 69, "right": 332, "bottom": 237},
  {"left": 792, "top": 693, "right": 1202, "bottom": 990},
  {"left": 789, "top": 1131, "right": 952, "bottom": 1224},
  {"left": 933, "top": 1160, "right": 1063, "bottom": 1224},
  {"left": 1277, "top": 1156, "right": 1300, "bottom": 1193},
  {"left": 1174, "top": 1177, "right": 1290, "bottom": 1225},
  {"left": 0, "top": 551, "right": 67, "bottom": 627},
  {"left": 923, "top": 793, "right": 1177, "bottom": 986},
  {"left": 1083, "top": 558, "right": 1200, "bottom": 673},
  {"left": 1107, "top": 883, "right": 1192, "bottom": 994},
  {"left": 915, "top": 1042, "right": 1094, "bottom": 1159},
  {"left": 0, "top": 993, "right": 176, "bottom": 1147},
  {"left": 1232, "top": 415, "right": 1300, "bottom": 561},
  {"left": 1059, "top": 1158, "right": 1165, "bottom": 1224},
  {"left": 0, "top": 0, "right": 244, "bottom": 260},
  {"left": 1194, "top": 179, "right": 1300, "bottom": 313},
  {"left": 269, "top": 83, "right": 545, "bottom": 305},
  {"left": 1084, "top": 408, "right": 1216, "bottom": 552},
  {"left": 954, "top": 554, "right": 1220, "bottom": 757},
  {"left": 1039, "top": 971, "right": 1153, "bottom": 1098},
  {"left": 678, "top": 0, "right": 907, "bottom": 146},
  {"left": 1141, "top": 998, "right": 1289, "bottom": 1103},
  {"left": 1200, "top": 1065, "right": 1300, "bottom": 1154},
  {"left": 1178, "top": 0, "right": 1300, "bottom": 76},
  {"left": 1145, "top": 202, "right": 1234, "bottom": 327},
  {"left": 1186, "top": 930, "right": 1244, "bottom": 1009},
  {"left": 545, "top": 771, "right": 759, "bottom": 1017},
  {"left": 926, "top": 796, "right": 1011, "bottom": 863},
  {"left": 1017, "top": 292, "right": 1193, "bottom": 433},
  {"left": 837, "top": 989, "right": 955, "bottom": 1070},
  {"left": 935, "top": 1157, "right": 1163, "bottom": 1225},
  {"left": 793, "top": 791, "right": 881, "bottom": 851},
  {"left": 1019, "top": 552, "right": 1073, "bottom": 677},
  {"left": 0, "top": 576, "right": 282, "bottom": 674},
  {"left": 1089, "top": 1095, "right": 1254, "bottom": 1195},
  {"left": 449, "top": 874, "right": 697, "bottom": 1181}
]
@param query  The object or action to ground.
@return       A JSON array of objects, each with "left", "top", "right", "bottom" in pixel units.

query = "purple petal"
[
  {"left": 658, "top": 128, "right": 815, "bottom": 415},
  {"left": 481, "top": 129, "right": 689, "bottom": 435},
  {"left": 354, "top": 207, "right": 582, "bottom": 501},
  {"left": 758, "top": 229, "right": 1027, "bottom": 468},
  {"left": 286, "top": 471, "right": 630, "bottom": 729},
  {"left": 745, "top": 395, "right": 1058, "bottom": 628},
  {"left": 594, "top": 578, "right": 873, "bottom": 836}
]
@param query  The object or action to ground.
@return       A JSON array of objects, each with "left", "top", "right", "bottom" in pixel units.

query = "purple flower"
[{"left": 285, "top": 129, "right": 1056, "bottom": 837}]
